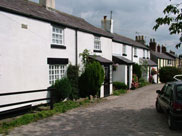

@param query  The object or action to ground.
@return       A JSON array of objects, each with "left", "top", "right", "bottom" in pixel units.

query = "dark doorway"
[{"left": 104, "top": 65, "right": 110, "bottom": 97}]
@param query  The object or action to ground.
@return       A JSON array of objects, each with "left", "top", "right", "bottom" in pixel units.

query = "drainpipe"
[{"left": 75, "top": 29, "right": 78, "bottom": 66}]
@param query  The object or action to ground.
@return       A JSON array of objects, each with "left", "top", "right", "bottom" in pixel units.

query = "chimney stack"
[
  {"left": 162, "top": 45, "right": 166, "bottom": 53},
  {"left": 157, "top": 44, "right": 161, "bottom": 53},
  {"left": 136, "top": 35, "right": 145, "bottom": 45},
  {"left": 39, "top": 0, "right": 55, "bottom": 9},
  {"left": 101, "top": 12, "right": 114, "bottom": 33},
  {"left": 149, "top": 38, "right": 156, "bottom": 52}
]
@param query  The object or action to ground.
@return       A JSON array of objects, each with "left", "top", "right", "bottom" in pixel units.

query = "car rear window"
[{"left": 176, "top": 85, "right": 182, "bottom": 100}]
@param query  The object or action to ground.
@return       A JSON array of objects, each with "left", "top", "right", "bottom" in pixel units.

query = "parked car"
[{"left": 156, "top": 81, "right": 182, "bottom": 129}]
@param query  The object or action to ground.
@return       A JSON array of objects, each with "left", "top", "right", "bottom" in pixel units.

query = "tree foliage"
[
  {"left": 153, "top": 2, "right": 182, "bottom": 48},
  {"left": 159, "top": 66, "right": 182, "bottom": 83}
]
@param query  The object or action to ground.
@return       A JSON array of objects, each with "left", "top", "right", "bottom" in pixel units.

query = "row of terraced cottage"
[{"left": 0, "top": 0, "right": 180, "bottom": 114}]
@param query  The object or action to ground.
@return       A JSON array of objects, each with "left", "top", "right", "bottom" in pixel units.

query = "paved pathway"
[{"left": 9, "top": 84, "right": 182, "bottom": 136}]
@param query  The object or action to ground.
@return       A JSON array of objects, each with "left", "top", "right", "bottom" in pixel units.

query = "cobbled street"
[{"left": 9, "top": 84, "right": 182, "bottom": 136}]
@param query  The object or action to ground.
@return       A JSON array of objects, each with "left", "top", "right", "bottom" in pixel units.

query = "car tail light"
[{"left": 172, "top": 102, "right": 182, "bottom": 111}]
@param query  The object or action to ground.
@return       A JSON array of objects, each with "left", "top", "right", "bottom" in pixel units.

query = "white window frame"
[
  {"left": 94, "top": 36, "right": 101, "bottom": 51},
  {"left": 168, "top": 60, "right": 172, "bottom": 65},
  {"left": 134, "top": 48, "right": 137, "bottom": 56},
  {"left": 147, "top": 51, "right": 149, "bottom": 58},
  {"left": 52, "top": 26, "right": 64, "bottom": 46},
  {"left": 123, "top": 45, "right": 126, "bottom": 54},
  {"left": 143, "top": 49, "right": 145, "bottom": 58},
  {"left": 49, "top": 65, "right": 67, "bottom": 85}
]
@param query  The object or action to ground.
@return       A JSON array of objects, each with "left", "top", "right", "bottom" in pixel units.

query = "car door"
[
  {"left": 161, "top": 84, "right": 172, "bottom": 113},
  {"left": 158, "top": 84, "right": 167, "bottom": 109}
]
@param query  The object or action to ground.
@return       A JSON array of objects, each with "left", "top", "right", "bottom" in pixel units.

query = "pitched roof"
[
  {"left": 113, "top": 55, "right": 134, "bottom": 65},
  {"left": 151, "top": 51, "right": 174, "bottom": 60},
  {"left": 89, "top": 55, "right": 113, "bottom": 64},
  {"left": 0, "top": 0, "right": 113, "bottom": 38},
  {"left": 112, "top": 33, "right": 149, "bottom": 50},
  {"left": 165, "top": 52, "right": 178, "bottom": 59},
  {"left": 140, "top": 59, "right": 157, "bottom": 66}
]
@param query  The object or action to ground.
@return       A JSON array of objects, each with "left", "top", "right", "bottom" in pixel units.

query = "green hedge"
[
  {"left": 113, "top": 82, "right": 127, "bottom": 90},
  {"left": 133, "top": 64, "right": 142, "bottom": 79},
  {"left": 79, "top": 61, "right": 104, "bottom": 97},
  {"left": 159, "top": 66, "right": 182, "bottom": 83},
  {"left": 52, "top": 78, "right": 72, "bottom": 102},
  {"left": 67, "top": 65, "right": 79, "bottom": 100}
]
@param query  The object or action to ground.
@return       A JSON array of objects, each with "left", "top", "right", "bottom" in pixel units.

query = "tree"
[{"left": 153, "top": 2, "right": 182, "bottom": 48}]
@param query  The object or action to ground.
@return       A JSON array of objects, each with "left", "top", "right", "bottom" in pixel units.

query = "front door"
[{"left": 104, "top": 65, "right": 110, "bottom": 97}]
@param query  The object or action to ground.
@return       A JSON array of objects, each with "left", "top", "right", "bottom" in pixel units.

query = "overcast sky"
[{"left": 32, "top": 0, "right": 182, "bottom": 55}]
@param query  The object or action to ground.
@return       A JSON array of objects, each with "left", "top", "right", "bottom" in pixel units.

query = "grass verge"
[
  {"left": 113, "top": 89, "right": 127, "bottom": 96},
  {"left": 0, "top": 99, "right": 94, "bottom": 135}
]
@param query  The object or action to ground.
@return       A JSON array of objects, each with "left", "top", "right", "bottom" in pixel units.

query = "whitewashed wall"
[
  {"left": 112, "top": 41, "right": 133, "bottom": 89},
  {"left": 0, "top": 11, "right": 76, "bottom": 112},
  {"left": 112, "top": 42, "right": 132, "bottom": 60},
  {"left": 113, "top": 65, "right": 126, "bottom": 84}
]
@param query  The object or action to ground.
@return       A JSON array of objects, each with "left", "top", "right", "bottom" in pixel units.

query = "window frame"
[
  {"left": 49, "top": 64, "right": 67, "bottom": 85},
  {"left": 168, "top": 60, "right": 172, "bottom": 65},
  {"left": 52, "top": 26, "right": 65, "bottom": 46},
  {"left": 94, "top": 36, "right": 101, "bottom": 51},
  {"left": 143, "top": 49, "right": 145, "bottom": 58},
  {"left": 134, "top": 47, "right": 137, "bottom": 57},
  {"left": 122, "top": 45, "right": 127, "bottom": 56}
]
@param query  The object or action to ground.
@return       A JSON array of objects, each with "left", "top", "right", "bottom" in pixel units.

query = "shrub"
[
  {"left": 79, "top": 61, "right": 104, "bottom": 97},
  {"left": 133, "top": 64, "right": 142, "bottom": 79},
  {"left": 138, "top": 78, "right": 145, "bottom": 83},
  {"left": 52, "top": 78, "right": 72, "bottom": 102},
  {"left": 159, "top": 67, "right": 182, "bottom": 83},
  {"left": 67, "top": 65, "right": 79, "bottom": 100},
  {"left": 113, "top": 82, "right": 127, "bottom": 90}
]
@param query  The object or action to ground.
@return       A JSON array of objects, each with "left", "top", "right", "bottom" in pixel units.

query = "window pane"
[{"left": 52, "top": 27, "right": 64, "bottom": 45}]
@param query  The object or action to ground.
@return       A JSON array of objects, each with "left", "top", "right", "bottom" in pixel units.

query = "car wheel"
[
  {"left": 168, "top": 114, "right": 175, "bottom": 130},
  {"left": 156, "top": 101, "right": 162, "bottom": 113}
]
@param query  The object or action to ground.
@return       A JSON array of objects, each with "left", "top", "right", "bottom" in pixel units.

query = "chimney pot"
[
  {"left": 149, "top": 38, "right": 156, "bottom": 52},
  {"left": 162, "top": 45, "right": 166, "bottom": 53}
]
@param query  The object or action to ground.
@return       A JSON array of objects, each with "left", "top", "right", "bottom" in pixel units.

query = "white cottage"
[
  {"left": 100, "top": 17, "right": 157, "bottom": 87},
  {"left": 0, "top": 0, "right": 113, "bottom": 114}
]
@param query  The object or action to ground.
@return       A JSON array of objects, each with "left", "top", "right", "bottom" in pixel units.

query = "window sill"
[
  {"left": 93, "top": 50, "right": 102, "bottom": 53},
  {"left": 122, "top": 53, "right": 127, "bottom": 56},
  {"left": 134, "top": 55, "right": 138, "bottom": 58},
  {"left": 51, "top": 44, "right": 66, "bottom": 49}
]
